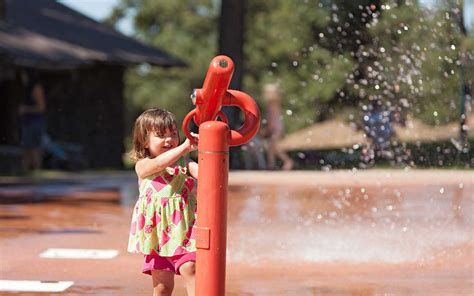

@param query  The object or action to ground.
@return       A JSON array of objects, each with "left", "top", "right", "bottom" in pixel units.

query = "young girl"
[{"left": 128, "top": 108, "right": 199, "bottom": 296}]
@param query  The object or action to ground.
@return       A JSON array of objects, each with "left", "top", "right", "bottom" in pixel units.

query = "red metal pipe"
[{"left": 195, "top": 121, "right": 229, "bottom": 296}]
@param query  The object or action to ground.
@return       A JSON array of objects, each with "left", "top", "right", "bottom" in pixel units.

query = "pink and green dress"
[{"left": 128, "top": 157, "right": 197, "bottom": 257}]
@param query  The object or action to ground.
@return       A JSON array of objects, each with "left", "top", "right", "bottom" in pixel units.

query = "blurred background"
[{"left": 0, "top": 0, "right": 472, "bottom": 174}]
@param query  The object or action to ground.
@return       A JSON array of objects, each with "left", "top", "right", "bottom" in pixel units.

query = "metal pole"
[{"left": 195, "top": 121, "right": 229, "bottom": 296}]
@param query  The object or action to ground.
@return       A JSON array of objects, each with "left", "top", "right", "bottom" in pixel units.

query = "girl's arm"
[
  {"left": 136, "top": 138, "right": 197, "bottom": 179},
  {"left": 187, "top": 161, "right": 198, "bottom": 179}
]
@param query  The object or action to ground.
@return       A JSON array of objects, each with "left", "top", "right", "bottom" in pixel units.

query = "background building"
[{"left": 0, "top": 0, "right": 184, "bottom": 173}]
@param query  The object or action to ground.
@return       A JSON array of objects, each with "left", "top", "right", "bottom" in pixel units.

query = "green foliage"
[
  {"left": 243, "top": 0, "right": 354, "bottom": 132},
  {"left": 109, "top": 0, "right": 219, "bottom": 127},
  {"left": 110, "top": 0, "right": 471, "bottom": 136},
  {"left": 358, "top": 0, "right": 467, "bottom": 125}
]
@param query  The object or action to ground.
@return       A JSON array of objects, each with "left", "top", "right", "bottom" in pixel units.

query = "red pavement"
[{"left": 0, "top": 170, "right": 472, "bottom": 295}]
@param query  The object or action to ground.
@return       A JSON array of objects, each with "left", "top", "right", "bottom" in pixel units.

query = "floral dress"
[{"left": 128, "top": 157, "right": 197, "bottom": 257}]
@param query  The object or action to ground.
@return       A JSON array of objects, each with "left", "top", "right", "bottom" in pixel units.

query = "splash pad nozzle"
[{"left": 182, "top": 55, "right": 260, "bottom": 296}]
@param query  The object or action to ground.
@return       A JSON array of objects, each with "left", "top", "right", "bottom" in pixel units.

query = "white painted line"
[
  {"left": 40, "top": 248, "right": 119, "bottom": 259},
  {"left": 0, "top": 280, "right": 74, "bottom": 292}
]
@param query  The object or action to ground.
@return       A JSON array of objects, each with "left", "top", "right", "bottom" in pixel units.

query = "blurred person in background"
[
  {"left": 19, "top": 70, "right": 46, "bottom": 171},
  {"left": 360, "top": 99, "right": 411, "bottom": 167},
  {"left": 261, "top": 82, "right": 293, "bottom": 170},
  {"left": 363, "top": 100, "right": 394, "bottom": 157}
]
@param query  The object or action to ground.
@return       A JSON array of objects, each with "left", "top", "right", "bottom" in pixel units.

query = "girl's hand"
[{"left": 184, "top": 132, "right": 199, "bottom": 152}]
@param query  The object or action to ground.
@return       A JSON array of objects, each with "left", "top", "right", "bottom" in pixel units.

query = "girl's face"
[{"left": 146, "top": 127, "right": 179, "bottom": 158}]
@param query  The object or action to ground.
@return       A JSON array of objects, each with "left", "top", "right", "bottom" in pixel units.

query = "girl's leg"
[
  {"left": 151, "top": 270, "right": 174, "bottom": 296},
  {"left": 179, "top": 261, "right": 195, "bottom": 296}
]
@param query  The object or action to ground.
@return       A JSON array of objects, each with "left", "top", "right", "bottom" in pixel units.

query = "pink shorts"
[{"left": 143, "top": 252, "right": 196, "bottom": 276}]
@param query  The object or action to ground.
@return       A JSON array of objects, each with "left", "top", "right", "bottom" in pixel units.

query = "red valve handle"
[
  {"left": 223, "top": 90, "right": 260, "bottom": 147},
  {"left": 182, "top": 110, "right": 229, "bottom": 143},
  {"left": 217, "top": 111, "right": 229, "bottom": 125},
  {"left": 182, "top": 55, "right": 260, "bottom": 147},
  {"left": 182, "top": 109, "right": 197, "bottom": 143}
]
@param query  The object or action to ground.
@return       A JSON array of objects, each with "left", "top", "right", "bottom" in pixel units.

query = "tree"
[
  {"left": 243, "top": 0, "right": 355, "bottom": 132},
  {"left": 106, "top": 0, "right": 220, "bottom": 134},
  {"left": 218, "top": 0, "right": 246, "bottom": 169},
  {"left": 108, "top": 0, "right": 471, "bottom": 139},
  {"left": 352, "top": 0, "right": 468, "bottom": 126},
  {"left": 109, "top": 0, "right": 357, "bottom": 134}
]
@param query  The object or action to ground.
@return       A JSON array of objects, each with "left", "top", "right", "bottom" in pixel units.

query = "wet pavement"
[{"left": 0, "top": 170, "right": 473, "bottom": 295}]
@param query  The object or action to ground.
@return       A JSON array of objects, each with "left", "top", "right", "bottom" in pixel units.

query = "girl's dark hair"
[{"left": 129, "top": 108, "right": 177, "bottom": 161}]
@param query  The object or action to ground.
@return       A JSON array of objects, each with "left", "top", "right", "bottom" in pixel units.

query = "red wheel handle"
[
  {"left": 182, "top": 55, "right": 260, "bottom": 146},
  {"left": 223, "top": 90, "right": 260, "bottom": 147},
  {"left": 182, "top": 110, "right": 229, "bottom": 143},
  {"left": 182, "top": 109, "right": 197, "bottom": 143},
  {"left": 217, "top": 111, "right": 229, "bottom": 125}
]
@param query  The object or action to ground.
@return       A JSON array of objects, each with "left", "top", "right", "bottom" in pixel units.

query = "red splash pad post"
[
  {"left": 182, "top": 55, "right": 260, "bottom": 296},
  {"left": 195, "top": 121, "right": 229, "bottom": 295}
]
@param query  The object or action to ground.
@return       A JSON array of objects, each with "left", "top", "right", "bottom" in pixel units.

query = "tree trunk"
[
  {"left": 0, "top": 0, "right": 5, "bottom": 21},
  {"left": 218, "top": 0, "right": 245, "bottom": 90},
  {"left": 218, "top": 0, "right": 246, "bottom": 169}
]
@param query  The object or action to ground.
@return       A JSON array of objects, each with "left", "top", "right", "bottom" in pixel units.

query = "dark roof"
[{"left": 0, "top": 0, "right": 185, "bottom": 69}]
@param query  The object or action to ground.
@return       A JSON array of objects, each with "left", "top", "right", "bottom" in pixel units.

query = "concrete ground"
[{"left": 0, "top": 169, "right": 473, "bottom": 295}]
